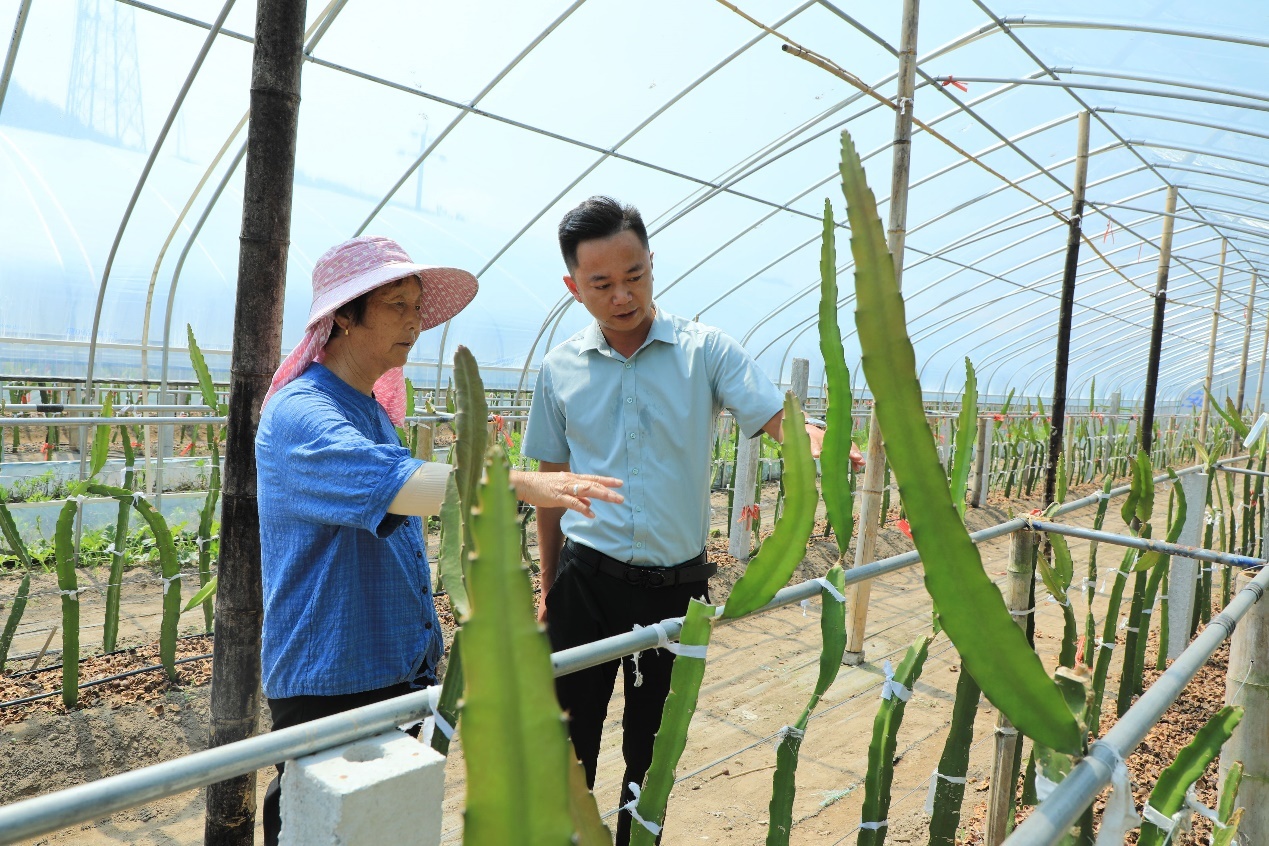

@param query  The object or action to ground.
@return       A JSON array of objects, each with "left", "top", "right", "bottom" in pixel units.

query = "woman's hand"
[{"left": 510, "top": 470, "right": 624, "bottom": 518}]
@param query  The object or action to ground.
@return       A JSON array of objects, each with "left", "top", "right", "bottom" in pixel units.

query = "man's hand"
[
  {"left": 509, "top": 470, "right": 624, "bottom": 518},
  {"left": 849, "top": 442, "right": 866, "bottom": 470},
  {"left": 805, "top": 422, "right": 825, "bottom": 459}
]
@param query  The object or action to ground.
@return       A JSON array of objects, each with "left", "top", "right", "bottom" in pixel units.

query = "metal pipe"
[
  {"left": 1003, "top": 564, "right": 1269, "bottom": 846},
  {"left": 844, "top": 0, "right": 920, "bottom": 663},
  {"left": 1201, "top": 239, "right": 1227, "bottom": 441},
  {"left": 0, "top": 404, "right": 214, "bottom": 414},
  {"left": 0, "top": 687, "right": 441, "bottom": 845},
  {"left": 1255, "top": 302, "right": 1269, "bottom": 415},
  {"left": 1024, "top": 518, "right": 1264, "bottom": 569},
  {"left": 1140, "top": 186, "right": 1178, "bottom": 454},
  {"left": 0, "top": 417, "right": 224, "bottom": 427},
  {"left": 0, "top": 0, "right": 32, "bottom": 119},
  {"left": 1238, "top": 273, "right": 1260, "bottom": 412},
  {"left": 1044, "top": 111, "right": 1090, "bottom": 506},
  {"left": 1220, "top": 465, "right": 1269, "bottom": 478}
]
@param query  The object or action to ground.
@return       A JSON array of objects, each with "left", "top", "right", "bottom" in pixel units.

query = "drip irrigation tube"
[{"left": 0, "top": 654, "right": 213, "bottom": 709}]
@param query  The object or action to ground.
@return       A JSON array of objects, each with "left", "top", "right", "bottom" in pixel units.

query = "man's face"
[{"left": 564, "top": 230, "right": 654, "bottom": 344}]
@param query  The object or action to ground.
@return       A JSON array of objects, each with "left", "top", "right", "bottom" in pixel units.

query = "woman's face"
[{"left": 347, "top": 276, "right": 425, "bottom": 375}]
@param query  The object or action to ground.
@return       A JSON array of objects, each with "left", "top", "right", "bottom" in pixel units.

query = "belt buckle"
[{"left": 645, "top": 569, "right": 666, "bottom": 588}]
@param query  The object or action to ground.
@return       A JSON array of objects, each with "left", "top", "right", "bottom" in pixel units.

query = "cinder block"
[{"left": 280, "top": 731, "right": 446, "bottom": 845}]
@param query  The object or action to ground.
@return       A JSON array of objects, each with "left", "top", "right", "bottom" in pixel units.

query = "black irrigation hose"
[
  {"left": 7, "top": 632, "right": 214, "bottom": 677},
  {"left": 0, "top": 653, "right": 213, "bottom": 709}
]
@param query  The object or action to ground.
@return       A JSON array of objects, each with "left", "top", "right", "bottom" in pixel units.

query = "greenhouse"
[{"left": 1, "top": 0, "right": 1268, "bottom": 844}]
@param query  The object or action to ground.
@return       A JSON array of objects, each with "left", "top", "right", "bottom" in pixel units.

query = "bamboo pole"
[
  {"left": 1237, "top": 272, "right": 1258, "bottom": 413},
  {"left": 1043, "top": 111, "right": 1090, "bottom": 508},
  {"left": 985, "top": 530, "right": 1035, "bottom": 845},
  {"left": 843, "top": 0, "right": 919, "bottom": 664},
  {"left": 204, "top": 0, "right": 307, "bottom": 843},
  {"left": 1199, "top": 240, "right": 1226, "bottom": 442},
  {"left": 1140, "top": 187, "right": 1178, "bottom": 455},
  {"left": 1253, "top": 310, "right": 1269, "bottom": 415}
]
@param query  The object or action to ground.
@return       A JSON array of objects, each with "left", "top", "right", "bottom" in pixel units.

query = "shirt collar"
[{"left": 579, "top": 302, "right": 675, "bottom": 357}]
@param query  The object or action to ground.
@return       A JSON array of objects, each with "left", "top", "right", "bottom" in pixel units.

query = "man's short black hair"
[{"left": 558, "top": 196, "right": 650, "bottom": 273}]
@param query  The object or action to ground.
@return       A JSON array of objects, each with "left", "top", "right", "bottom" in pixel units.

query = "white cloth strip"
[
  {"left": 1097, "top": 639, "right": 1115, "bottom": 651},
  {"left": 923, "top": 769, "right": 969, "bottom": 815},
  {"left": 59, "top": 588, "right": 83, "bottom": 600},
  {"left": 622, "top": 783, "right": 662, "bottom": 836},
  {"left": 880, "top": 660, "right": 912, "bottom": 702},
  {"left": 194, "top": 535, "right": 219, "bottom": 549},
  {"left": 778, "top": 725, "right": 805, "bottom": 741},
  {"left": 1010, "top": 607, "right": 1037, "bottom": 617},
  {"left": 1080, "top": 578, "right": 1097, "bottom": 589},
  {"left": 1094, "top": 747, "right": 1140, "bottom": 846},
  {"left": 1141, "top": 607, "right": 1153, "bottom": 615},
  {"left": 858, "top": 820, "right": 888, "bottom": 831},
  {"left": 1034, "top": 772, "right": 1060, "bottom": 802},
  {"left": 1184, "top": 787, "right": 1220, "bottom": 823},
  {"left": 1159, "top": 594, "right": 1168, "bottom": 601},
  {"left": 1046, "top": 595, "right": 1071, "bottom": 608},
  {"left": 1097, "top": 491, "right": 1112, "bottom": 501},
  {"left": 1141, "top": 803, "right": 1176, "bottom": 833},
  {"left": 669, "top": 643, "right": 708, "bottom": 659},
  {"left": 160, "top": 573, "right": 183, "bottom": 596},
  {"left": 131, "top": 492, "right": 147, "bottom": 505},
  {"left": 1118, "top": 569, "right": 1133, "bottom": 579},
  {"left": 813, "top": 577, "right": 847, "bottom": 603},
  {"left": 994, "top": 725, "right": 1018, "bottom": 737},
  {"left": 800, "top": 599, "right": 810, "bottom": 617}
]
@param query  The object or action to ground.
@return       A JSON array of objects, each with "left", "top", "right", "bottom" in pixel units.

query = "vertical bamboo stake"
[
  {"left": 1043, "top": 111, "right": 1089, "bottom": 508},
  {"left": 1199, "top": 241, "right": 1225, "bottom": 443},
  {"left": 1253, "top": 311, "right": 1269, "bottom": 415},
  {"left": 1219, "top": 567, "right": 1269, "bottom": 844},
  {"left": 985, "top": 530, "right": 1035, "bottom": 846},
  {"left": 842, "top": 0, "right": 920, "bottom": 663},
  {"left": 204, "top": 0, "right": 307, "bottom": 843},
  {"left": 1237, "top": 273, "right": 1259, "bottom": 413},
  {"left": 1140, "top": 187, "right": 1178, "bottom": 455}
]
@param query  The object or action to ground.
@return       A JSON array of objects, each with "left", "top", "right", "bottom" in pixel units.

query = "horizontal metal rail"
[
  {"left": 1004, "top": 564, "right": 1269, "bottom": 846},
  {"left": 1025, "top": 517, "right": 1266, "bottom": 569},
  {"left": 0, "top": 416, "right": 225, "bottom": 426},
  {"left": 0, "top": 458, "right": 1234, "bottom": 843},
  {"left": 1219, "top": 464, "right": 1269, "bottom": 478},
  {"left": 0, "top": 404, "right": 214, "bottom": 414}
]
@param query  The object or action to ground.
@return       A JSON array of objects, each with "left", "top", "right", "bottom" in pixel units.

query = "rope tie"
[
  {"left": 621, "top": 783, "right": 662, "bottom": 836},
  {"left": 923, "top": 769, "right": 968, "bottom": 814}
]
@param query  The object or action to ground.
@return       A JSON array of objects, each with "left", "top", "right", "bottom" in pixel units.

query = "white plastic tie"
[
  {"left": 1159, "top": 594, "right": 1168, "bottom": 602},
  {"left": 778, "top": 725, "right": 805, "bottom": 741},
  {"left": 622, "top": 783, "right": 662, "bottom": 836},
  {"left": 859, "top": 820, "right": 888, "bottom": 831},
  {"left": 1034, "top": 772, "right": 1060, "bottom": 802},
  {"left": 896, "top": 96, "right": 912, "bottom": 115},
  {"left": 1046, "top": 595, "right": 1072, "bottom": 608},
  {"left": 1141, "top": 606, "right": 1154, "bottom": 616},
  {"left": 923, "top": 769, "right": 968, "bottom": 815},
  {"left": 194, "top": 535, "right": 219, "bottom": 549},
  {"left": 880, "top": 660, "right": 912, "bottom": 702},
  {"left": 1096, "top": 638, "right": 1116, "bottom": 652},
  {"left": 1010, "top": 607, "right": 1037, "bottom": 617},
  {"left": 1094, "top": 748, "right": 1140, "bottom": 846},
  {"left": 1097, "top": 491, "right": 1112, "bottom": 501},
  {"left": 1184, "top": 787, "right": 1220, "bottom": 824},
  {"left": 160, "top": 572, "right": 183, "bottom": 596},
  {"left": 813, "top": 577, "right": 847, "bottom": 603},
  {"left": 1142, "top": 803, "right": 1177, "bottom": 834},
  {"left": 131, "top": 491, "right": 147, "bottom": 506},
  {"left": 103, "top": 543, "right": 116, "bottom": 555},
  {"left": 68, "top": 494, "right": 88, "bottom": 509},
  {"left": 424, "top": 685, "right": 455, "bottom": 742},
  {"left": 59, "top": 588, "right": 83, "bottom": 600},
  {"left": 800, "top": 599, "right": 810, "bottom": 617}
]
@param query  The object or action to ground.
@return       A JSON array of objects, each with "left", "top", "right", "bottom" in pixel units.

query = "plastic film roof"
[{"left": 2, "top": 0, "right": 1267, "bottom": 407}]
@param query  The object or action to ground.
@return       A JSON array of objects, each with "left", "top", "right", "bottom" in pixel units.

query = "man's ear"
[{"left": 563, "top": 274, "right": 582, "bottom": 302}]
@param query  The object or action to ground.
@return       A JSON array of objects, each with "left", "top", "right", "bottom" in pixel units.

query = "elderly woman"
[{"left": 255, "top": 235, "right": 622, "bottom": 845}]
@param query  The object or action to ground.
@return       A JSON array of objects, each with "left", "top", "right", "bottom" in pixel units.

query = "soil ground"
[{"left": 0, "top": 477, "right": 1240, "bottom": 845}]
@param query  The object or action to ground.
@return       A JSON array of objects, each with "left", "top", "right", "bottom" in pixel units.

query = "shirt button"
[
  {"left": 626, "top": 397, "right": 634, "bottom": 404},
  {"left": 629, "top": 432, "right": 637, "bottom": 439},
  {"left": 416, "top": 551, "right": 423, "bottom": 559},
  {"left": 636, "top": 506, "right": 643, "bottom": 513},
  {"left": 625, "top": 362, "right": 632, "bottom": 369},
  {"left": 425, "top": 621, "right": 433, "bottom": 630},
  {"left": 635, "top": 542, "right": 643, "bottom": 549},
  {"left": 632, "top": 468, "right": 640, "bottom": 475}
]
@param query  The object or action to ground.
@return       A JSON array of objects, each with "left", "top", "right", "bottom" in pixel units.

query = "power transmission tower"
[{"left": 66, "top": 0, "right": 145, "bottom": 148}]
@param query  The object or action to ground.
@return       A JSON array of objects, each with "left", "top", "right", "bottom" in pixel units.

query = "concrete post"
[
  {"left": 790, "top": 358, "right": 810, "bottom": 406},
  {"left": 729, "top": 429, "right": 762, "bottom": 561},
  {"left": 1166, "top": 472, "right": 1207, "bottom": 660},
  {"left": 280, "top": 731, "right": 446, "bottom": 846},
  {"left": 971, "top": 418, "right": 991, "bottom": 508},
  {"left": 986, "top": 530, "right": 1035, "bottom": 846},
  {"left": 938, "top": 415, "right": 952, "bottom": 472},
  {"left": 1219, "top": 568, "right": 1269, "bottom": 845},
  {"left": 416, "top": 423, "right": 434, "bottom": 461}
]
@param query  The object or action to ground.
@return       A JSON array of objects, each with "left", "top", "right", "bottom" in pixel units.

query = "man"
[{"left": 524, "top": 196, "right": 862, "bottom": 845}]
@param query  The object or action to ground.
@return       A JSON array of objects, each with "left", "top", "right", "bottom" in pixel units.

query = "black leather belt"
[{"left": 564, "top": 540, "right": 716, "bottom": 588}]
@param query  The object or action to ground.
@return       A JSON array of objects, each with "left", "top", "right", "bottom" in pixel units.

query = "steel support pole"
[
  {"left": 1199, "top": 241, "right": 1225, "bottom": 442},
  {"left": 0, "top": 0, "right": 32, "bottom": 119},
  {"left": 1237, "top": 273, "right": 1259, "bottom": 413},
  {"left": 204, "top": 1, "right": 307, "bottom": 843},
  {"left": 843, "top": 0, "right": 919, "bottom": 664},
  {"left": 1140, "top": 186, "right": 1178, "bottom": 455},
  {"left": 1221, "top": 568, "right": 1269, "bottom": 845},
  {"left": 1024, "top": 517, "right": 1264, "bottom": 570},
  {"left": 1043, "top": 111, "right": 1090, "bottom": 508}
]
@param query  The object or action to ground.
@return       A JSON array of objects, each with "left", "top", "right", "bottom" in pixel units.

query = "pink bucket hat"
[{"left": 262, "top": 236, "right": 478, "bottom": 425}]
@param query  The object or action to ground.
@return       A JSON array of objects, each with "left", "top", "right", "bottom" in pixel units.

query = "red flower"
[
  {"left": 992, "top": 413, "right": 1005, "bottom": 422},
  {"left": 178, "top": 442, "right": 194, "bottom": 456},
  {"left": 736, "top": 503, "right": 761, "bottom": 531},
  {"left": 491, "top": 414, "right": 514, "bottom": 450},
  {"left": 39, "top": 442, "right": 52, "bottom": 455},
  {"left": 896, "top": 518, "right": 912, "bottom": 539}
]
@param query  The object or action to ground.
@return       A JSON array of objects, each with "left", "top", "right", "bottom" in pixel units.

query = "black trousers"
[
  {"left": 262, "top": 671, "right": 436, "bottom": 846},
  {"left": 546, "top": 543, "right": 710, "bottom": 846}
]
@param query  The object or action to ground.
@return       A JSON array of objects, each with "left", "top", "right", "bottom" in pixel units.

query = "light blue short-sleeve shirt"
[{"left": 523, "top": 306, "right": 784, "bottom": 566}]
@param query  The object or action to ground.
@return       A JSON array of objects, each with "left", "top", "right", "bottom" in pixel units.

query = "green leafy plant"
[
  {"left": 54, "top": 498, "right": 80, "bottom": 707},
  {"left": 0, "top": 500, "right": 33, "bottom": 671},
  {"left": 1139, "top": 705, "right": 1243, "bottom": 846}
]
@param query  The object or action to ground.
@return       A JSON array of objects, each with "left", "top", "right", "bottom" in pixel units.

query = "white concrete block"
[{"left": 280, "top": 731, "right": 446, "bottom": 846}]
